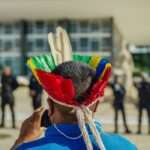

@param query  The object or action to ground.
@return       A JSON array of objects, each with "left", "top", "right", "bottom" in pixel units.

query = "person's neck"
[
  {"left": 50, "top": 111, "right": 78, "bottom": 124},
  {"left": 52, "top": 120, "right": 78, "bottom": 124}
]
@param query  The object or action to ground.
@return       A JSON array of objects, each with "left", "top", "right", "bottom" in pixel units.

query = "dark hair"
[{"left": 52, "top": 61, "right": 96, "bottom": 103}]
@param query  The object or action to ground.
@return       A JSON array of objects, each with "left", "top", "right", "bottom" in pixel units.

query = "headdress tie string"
[{"left": 76, "top": 106, "right": 106, "bottom": 150}]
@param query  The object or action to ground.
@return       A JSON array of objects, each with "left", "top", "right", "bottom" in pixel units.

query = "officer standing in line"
[
  {"left": 0, "top": 67, "right": 19, "bottom": 128},
  {"left": 111, "top": 75, "right": 131, "bottom": 133},
  {"left": 29, "top": 75, "right": 43, "bottom": 110},
  {"left": 136, "top": 75, "right": 150, "bottom": 134}
]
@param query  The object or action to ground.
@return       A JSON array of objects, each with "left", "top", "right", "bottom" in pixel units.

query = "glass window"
[
  {"left": 5, "top": 58, "right": 12, "bottom": 66},
  {"left": 132, "top": 50, "right": 150, "bottom": 73},
  {"left": 27, "top": 23, "right": 33, "bottom": 33},
  {"left": 91, "top": 22, "right": 99, "bottom": 32},
  {"left": 102, "top": 20, "right": 111, "bottom": 32},
  {"left": 11, "top": 57, "right": 21, "bottom": 75},
  {"left": 36, "top": 39, "right": 44, "bottom": 49},
  {"left": 80, "top": 38, "right": 88, "bottom": 50},
  {"left": 4, "top": 24, "right": 12, "bottom": 34},
  {"left": 0, "top": 60, "right": 3, "bottom": 71},
  {"left": 15, "top": 23, "right": 21, "bottom": 34},
  {"left": 48, "top": 22, "right": 55, "bottom": 32},
  {"left": 0, "top": 40, "right": 2, "bottom": 48},
  {"left": 15, "top": 39, "right": 20, "bottom": 48},
  {"left": 4, "top": 40, "right": 12, "bottom": 51},
  {"left": 45, "top": 42, "right": 50, "bottom": 51},
  {"left": 0, "top": 40, "right": 3, "bottom": 51},
  {"left": 0, "top": 24, "right": 3, "bottom": 33},
  {"left": 80, "top": 21, "right": 89, "bottom": 32},
  {"left": 36, "top": 21, "right": 45, "bottom": 33},
  {"left": 102, "top": 38, "right": 112, "bottom": 48},
  {"left": 91, "top": 39, "right": 99, "bottom": 51},
  {"left": 27, "top": 40, "right": 33, "bottom": 51},
  {"left": 71, "top": 39, "right": 77, "bottom": 51},
  {"left": 69, "top": 21, "right": 77, "bottom": 33}
]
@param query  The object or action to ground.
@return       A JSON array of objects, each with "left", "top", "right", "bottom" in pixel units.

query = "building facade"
[
  {"left": 130, "top": 45, "right": 150, "bottom": 73},
  {"left": 0, "top": 18, "right": 122, "bottom": 75}
]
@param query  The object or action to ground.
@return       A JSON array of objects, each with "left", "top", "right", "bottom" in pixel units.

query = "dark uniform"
[
  {"left": 0, "top": 73, "right": 18, "bottom": 128},
  {"left": 29, "top": 75, "right": 43, "bottom": 110},
  {"left": 137, "top": 80, "right": 150, "bottom": 134},
  {"left": 111, "top": 81, "right": 131, "bottom": 133}
]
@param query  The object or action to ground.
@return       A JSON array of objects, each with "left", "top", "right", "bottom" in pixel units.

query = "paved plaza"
[{"left": 0, "top": 87, "right": 149, "bottom": 150}]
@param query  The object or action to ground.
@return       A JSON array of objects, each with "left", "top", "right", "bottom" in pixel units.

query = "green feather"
[
  {"left": 72, "top": 54, "right": 92, "bottom": 64},
  {"left": 30, "top": 54, "right": 56, "bottom": 72}
]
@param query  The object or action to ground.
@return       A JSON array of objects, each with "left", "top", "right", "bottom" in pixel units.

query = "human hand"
[{"left": 13, "top": 107, "right": 45, "bottom": 148}]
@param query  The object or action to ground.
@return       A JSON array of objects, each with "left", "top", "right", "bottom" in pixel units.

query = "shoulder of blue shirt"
[
  {"left": 95, "top": 121, "right": 137, "bottom": 150},
  {"left": 16, "top": 121, "right": 138, "bottom": 150}
]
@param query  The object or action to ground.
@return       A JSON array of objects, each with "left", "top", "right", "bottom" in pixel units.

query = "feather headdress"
[{"left": 27, "top": 27, "right": 112, "bottom": 150}]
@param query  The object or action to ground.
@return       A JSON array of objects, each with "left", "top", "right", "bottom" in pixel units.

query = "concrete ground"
[{"left": 0, "top": 87, "right": 149, "bottom": 150}]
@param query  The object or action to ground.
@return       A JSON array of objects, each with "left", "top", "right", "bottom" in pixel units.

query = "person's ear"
[
  {"left": 89, "top": 101, "right": 100, "bottom": 113},
  {"left": 94, "top": 101, "right": 100, "bottom": 113},
  {"left": 47, "top": 98, "right": 54, "bottom": 116}
]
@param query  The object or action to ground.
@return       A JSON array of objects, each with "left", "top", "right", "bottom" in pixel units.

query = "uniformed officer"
[
  {"left": 0, "top": 67, "right": 18, "bottom": 128},
  {"left": 136, "top": 75, "right": 150, "bottom": 134},
  {"left": 29, "top": 75, "right": 43, "bottom": 110},
  {"left": 111, "top": 75, "right": 131, "bottom": 133}
]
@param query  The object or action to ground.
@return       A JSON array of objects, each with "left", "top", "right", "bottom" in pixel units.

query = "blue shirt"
[{"left": 16, "top": 122, "right": 137, "bottom": 150}]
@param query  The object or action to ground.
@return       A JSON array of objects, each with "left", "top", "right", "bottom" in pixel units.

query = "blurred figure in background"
[
  {"left": 136, "top": 75, "right": 150, "bottom": 134},
  {"left": 29, "top": 75, "right": 43, "bottom": 110},
  {"left": 0, "top": 67, "right": 19, "bottom": 128},
  {"left": 111, "top": 75, "right": 131, "bottom": 133}
]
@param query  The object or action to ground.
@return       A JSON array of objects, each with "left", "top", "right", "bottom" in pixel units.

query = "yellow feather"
[
  {"left": 89, "top": 56, "right": 101, "bottom": 69},
  {"left": 27, "top": 59, "right": 40, "bottom": 83}
]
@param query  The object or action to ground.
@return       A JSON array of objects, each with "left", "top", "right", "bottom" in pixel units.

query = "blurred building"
[
  {"left": 0, "top": 19, "right": 122, "bottom": 75},
  {"left": 130, "top": 45, "right": 150, "bottom": 74},
  {"left": 1, "top": 1, "right": 150, "bottom": 75}
]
